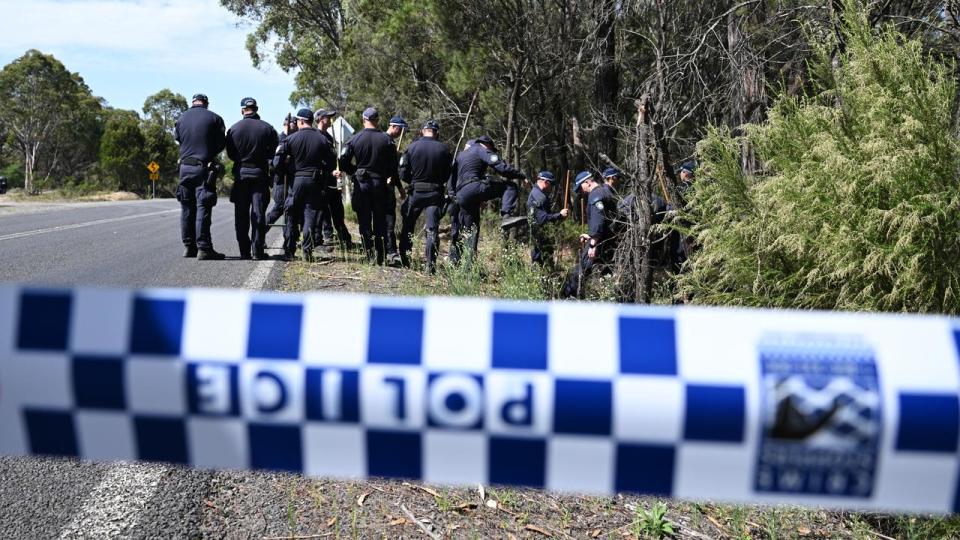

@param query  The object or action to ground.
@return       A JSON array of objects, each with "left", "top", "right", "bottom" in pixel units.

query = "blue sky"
[{"left": 0, "top": 0, "right": 299, "bottom": 130}]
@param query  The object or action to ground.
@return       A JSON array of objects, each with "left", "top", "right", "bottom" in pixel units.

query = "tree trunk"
[
  {"left": 24, "top": 146, "right": 35, "bottom": 195},
  {"left": 727, "top": 0, "right": 767, "bottom": 175},
  {"left": 505, "top": 60, "right": 525, "bottom": 165},
  {"left": 594, "top": 0, "right": 619, "bottom": 164}
]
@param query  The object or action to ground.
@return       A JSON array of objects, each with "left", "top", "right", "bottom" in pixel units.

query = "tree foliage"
[
  {"left": 0, "top": 50, "right": 103, "bottom": 193},
  {"left": 142, "top": 89, "right": 187, "bottom": 135},
  {"left": 680, "top": 4, "right": 960, "bottom": 313},
  {"left": 99, "top": 110, "right": 147, "bottom": 193}
]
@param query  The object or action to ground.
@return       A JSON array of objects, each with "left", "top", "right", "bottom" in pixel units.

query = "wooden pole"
[{"left": 563, "top": 170, "right": 571, "bottom": 211}]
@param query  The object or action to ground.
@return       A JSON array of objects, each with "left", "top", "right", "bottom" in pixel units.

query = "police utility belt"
[
  {"left": 354, "top": 168, "right": 376, "bottom": 183},
  {"left": 456, "top": 177, "right": 484, "bottom": 192},
  {"left": 411, "top": 180, "right": 443, "bottom": 193},
  {"left": 238, "top": 161, "right": 267, "bottom": 171},
  {"left": 179, "top": 157, "right": 207, "bottom": 167}
]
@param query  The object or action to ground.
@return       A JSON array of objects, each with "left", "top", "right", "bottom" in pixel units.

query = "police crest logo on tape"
[{"left": 755, "top": 333, "right": 882, "bottom": 498}]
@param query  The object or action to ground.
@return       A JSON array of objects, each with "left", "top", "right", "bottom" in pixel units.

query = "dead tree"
[{"left": 612, "top": 93, "right": 681, "bottom": 303}]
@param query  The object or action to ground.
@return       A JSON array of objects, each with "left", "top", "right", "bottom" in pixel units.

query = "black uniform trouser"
[
  {"left": 176, "top": 163, "right": 216, "bottom": 251},
  {"left": 231, "top": 168, "right": 269, "bottom": 256},
  {"left": 447, "top": 200, "right": 462, "bottom": 263},
  {"left": 530, "top": 229, "right": 554, "bottom": 266},
  {"left": 455, "top": 180, "right": 519, "bottom": 260},
  {"left": 316, "top": 186, "right": 353, "bottom": 248},
  {"left": 284, "top": 175, "right": 320, "bottom": 256},
  {"left": 561, "top": 243, "right": 611, "bottom": 298},
  {"left": 385, "top": 184, "right": 399, "bottom": 256},
  {"left": 399, "top": 190, "right": 444, "bottom": 272},
  {"left": 351, "top": 177, "right": 388, "bottom": 264},
  {"left": 319, "top": 201, "right": 334, "bottom": 242},
  {"left": 266, "top": 180, "right": 287, "bottom": 226}
]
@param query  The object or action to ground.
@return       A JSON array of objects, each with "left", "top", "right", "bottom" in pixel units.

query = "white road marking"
[
  {"left": 242, "top": 226, "right": 286, "bottom": 290},
  {"left": 0, "top": 209, "right": 178, "bottom": 242},
  {"left": 57, "top": 221, "right": 286, "bottom": 539},
  {"left": 57, "top": 463, "right": 169, "bottom": 539}
]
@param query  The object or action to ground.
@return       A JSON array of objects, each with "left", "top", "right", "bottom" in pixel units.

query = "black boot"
[
  {"left": 183, "top": 246, "right": 198, "bottom": 258},
  {"left": 198, "top": 248, "right": 226, "bottom": 261}
]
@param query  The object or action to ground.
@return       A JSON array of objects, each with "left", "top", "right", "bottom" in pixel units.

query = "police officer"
[
  {"left": 334, "top": 107, "right": 398, "bottom": 265},
  {"left": 226, "top": 97, "right": 278, "bottom": 260},
  {"left": 0, "top": 176, "right": 7, "bottom": 195},
  {"left": 398, "top": 120, "right": 453, "bottom": 273},
  {"left": 451, "top": 134, "right": 525, "bottom": 262},
  {"left": 312, "top": 109, "right": 353, "bottom": 251},
  {"left": 560, "top": 168, "right": 619, "bottom": 298},
  {"left": 384, "top": 116, "right": 408, "bottom": 266},
  {"left": 445, "top": 138, "right": 474, "bottom": 264},
  {"left": 527, "top": 170, "right": 569, "bottom": 266},
  {"left": 174, "top": 93, "right": 226, "bottom": 260},
  {"left": 281, "top": 108, "right": 335, "bottom": 262},
  {"left": 266, "top": 115, "right": 297, "bottom": 228}
]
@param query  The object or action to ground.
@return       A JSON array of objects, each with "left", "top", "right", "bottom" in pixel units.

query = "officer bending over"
[
  {"left": 226, "top": 97, "right": 278, "bottom": 260},
  {"left": 334, "top": 107, "right": 398, "bottom": 265},
  {"left": 527, "top": 170, "right": 568, "bottom": 266},
  {"left": 561, "top": 168, "right": 620, "bottom": 298},
  {"left": 174, "top": 93, "right": 226, "bottom": 260},
  {"left": 398, "top": 120, "right": 453, "bottom": 273},
  {"left": 451, "top": 134, "right": 526, "bottom": 262},
  {"left": 281, "top": 108, "right": 335, "bottom": 262}
]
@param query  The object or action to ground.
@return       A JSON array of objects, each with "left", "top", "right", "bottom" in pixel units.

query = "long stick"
[
  {"left": 452, "top": 90, "right": 480, "bottom": 164},
  {"left": 563, "top": 170, "right": 571, "bottom": 211}
]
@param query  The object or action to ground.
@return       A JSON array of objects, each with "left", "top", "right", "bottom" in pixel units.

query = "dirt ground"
[{"left": 274, "top": 231, "right": 960, "bottom": 539}]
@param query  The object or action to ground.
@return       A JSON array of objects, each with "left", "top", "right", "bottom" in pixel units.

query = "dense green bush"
[{"left": 680, "top": 6, "right": 960, "bottom": 314}]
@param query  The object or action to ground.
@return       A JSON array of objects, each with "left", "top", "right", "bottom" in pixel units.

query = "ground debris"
[{"left": 524, "top": 523, "right": 553, "bottom": 537}]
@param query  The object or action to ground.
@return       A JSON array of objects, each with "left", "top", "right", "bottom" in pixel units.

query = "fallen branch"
[{"left": 399, "top": 504, "right": 441, "bottom": 540}]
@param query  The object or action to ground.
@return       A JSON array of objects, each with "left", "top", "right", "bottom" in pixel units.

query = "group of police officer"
[{"left": 172, "top": 93, "right": 691, "bottom": 297}]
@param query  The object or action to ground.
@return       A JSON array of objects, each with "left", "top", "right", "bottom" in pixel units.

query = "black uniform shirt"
[
  {"left": 453, "top": 144, "right": 524, "bottom": 190},
  {"left": 174, "top": 105, "right": 226, "bottom": 162},
  {"left": 226, "top": 114, "right": 279, "bottom": 171},
  {"left": 587, "top": 184, "right": 617, "bottom": 241},
  {"left": 527, "top": 185, "right": 562, "bottom": 226},
  {"left": 339, "top": 128, "right": 397, "bottom": 180},
  {"left": 400, "top": 137, "right": 453, "bottom": 191},
  {"left": 284, "top": 128, "right": 334, "bottom": 177}
]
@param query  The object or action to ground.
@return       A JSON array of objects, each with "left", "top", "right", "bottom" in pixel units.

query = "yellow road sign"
[
  {"left": 149, "top": 172, "right": 160, "bottom": 181},
  {"left": 147, "top": 161, "right": 160, "bottom": 174}
]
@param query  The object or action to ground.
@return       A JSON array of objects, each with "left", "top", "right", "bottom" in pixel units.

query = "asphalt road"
[
  {"left": 0, "top": 198, "right": 289, "bottom": 538},
  {"left": 0, "top": 198, "right": 285, "bottom": 288}
]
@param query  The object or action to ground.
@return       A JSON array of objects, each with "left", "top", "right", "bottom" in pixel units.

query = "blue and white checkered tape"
[{"left": 0, "top": 285, "right": 958, "bottom": 514}]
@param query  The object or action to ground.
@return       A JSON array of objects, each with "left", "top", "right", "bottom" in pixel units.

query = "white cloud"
[
  {"left": 0, "top": 0, "right": 289, "bottom": 78},
  {"left": 0, "top": 0, "right": 299, "bottom": 119}
]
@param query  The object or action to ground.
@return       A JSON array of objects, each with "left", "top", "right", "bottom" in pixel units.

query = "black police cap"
[
  {"left": 192, "top": 93, "right": 209, "bottom": 104},
  {"left": 240, "top": 97, "right": 257, "bottom": 108},
  {"left": 422, "top": 120, "right": 440, "bottom": 132},
  {"left": 476, "top": 135, "right": 495, "bottom": 146},
  {"left": 295, "top": 108, "right": 314, "bottom": 121}
]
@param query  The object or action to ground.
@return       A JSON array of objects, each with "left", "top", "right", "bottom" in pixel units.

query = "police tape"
[{"left": 0, "top": 284, "right": 958, "bottom": 514}]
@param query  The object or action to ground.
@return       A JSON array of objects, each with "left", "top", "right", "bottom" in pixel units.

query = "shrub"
[{"left": 679, "top": 3, "right": 960, "bottom": 314}]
